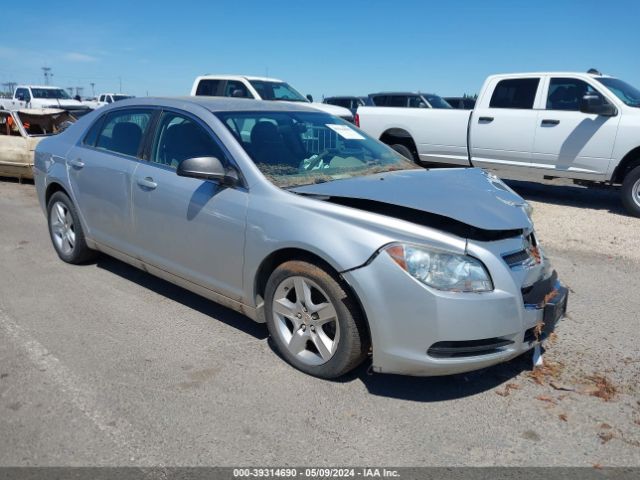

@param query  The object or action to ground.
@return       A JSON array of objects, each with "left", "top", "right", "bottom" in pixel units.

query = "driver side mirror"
[
  {"left": 306, "top": 94, "right": 314, "bottom": 103},
  {"left": 580, "top": 94, "right": 617, "bottom": 116},
  {"left": 417, "top": 101, "right": 428, "bottom": 108},
  {"left": 231, "top": 89, "right": 245, "bottom": 98},
  {"left": 176, "top": 156, "right": 239, "bottom": 187}
]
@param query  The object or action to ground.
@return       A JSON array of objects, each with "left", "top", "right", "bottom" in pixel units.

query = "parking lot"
[{"left": 0, "top": 178, "right": 638, "bottom": 467}]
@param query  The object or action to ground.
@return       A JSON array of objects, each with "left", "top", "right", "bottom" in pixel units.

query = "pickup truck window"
[
  {"left": 248, "top": 80, "right": 307, "bottom": 102},
  {"left": 388, "top": 96, "right": 408, "bottom": 107},
  {"left": 224, "top": 80, "right": 251, "bottom": 98},
  {"left": 15, "top": 88, "right": 30, "bottom": 101},
  {"left": 489, "top": 78, "right": 539, "bottom": 109},
  {"left": 546, "top": 78, "right": 601, "bottom": 111},
  {"left": 195, "top": 79, "right": 222, "bottom": 96},
  {"left": 31, "top": 88, "right": 72, "bottom": 100},
  {"left": 422, "top": 94, "right": 452, "bottom": 109},
  {"left": 596, "top": 77, "right": 640, "bottom": 108}
]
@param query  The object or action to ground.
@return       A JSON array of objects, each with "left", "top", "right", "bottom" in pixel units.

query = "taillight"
[{"left": 354, "top": 113, "right": 360, "bottom": 127}]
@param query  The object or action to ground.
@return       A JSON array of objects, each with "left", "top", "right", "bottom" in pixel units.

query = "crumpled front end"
[{"left": 342, "top": 230, "right": 567, "bottom": 376}]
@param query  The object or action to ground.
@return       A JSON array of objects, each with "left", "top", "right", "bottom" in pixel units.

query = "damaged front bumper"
[{"left": 342, "top": 236, "right": 567, "bottom": 376}]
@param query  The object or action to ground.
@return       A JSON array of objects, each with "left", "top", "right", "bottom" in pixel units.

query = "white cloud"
[{"left": 64, "top": 52, "right": 98, "bottom": 62}]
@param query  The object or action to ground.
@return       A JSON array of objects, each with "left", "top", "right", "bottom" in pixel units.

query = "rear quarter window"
[{"left": 489, "top": 78, "right": 540, "bottom": 109}]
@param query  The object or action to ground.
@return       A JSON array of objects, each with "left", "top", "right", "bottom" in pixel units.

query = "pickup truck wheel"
[
  {"left": 621, "top": 165, "right": 640, "bottom": 217},
  {"left": 390, "top": 144, "right": 415, "bottom": 162},
  {"left": 264, "top": 260, "right": 369, "bottom": 379}
]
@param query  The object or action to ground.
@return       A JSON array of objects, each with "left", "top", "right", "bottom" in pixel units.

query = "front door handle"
[
  {"left": 136, "top": 177, "right": 157, "bottom": 190},
  {"left": 68, "top": 158, "right": 84, "bottom": 169},
  {"left": 541, "top": 119, "right": 560, "bottom": 126},
  {"left": 478, "top": 116, "right": 494, "bottom": 123}
]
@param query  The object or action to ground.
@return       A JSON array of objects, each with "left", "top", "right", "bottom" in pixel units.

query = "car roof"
[
  {"left": 105, "top": 96, "right": 321, "bottom": 113},
  {"left": 369, "top": 92, "right": 437, "bottom": 96},
  {"left": 486, "top": 71, "right": 614, "bottom": 79},
  {"left": 17, "top": 85, "right": 64, "bottom": 89}
]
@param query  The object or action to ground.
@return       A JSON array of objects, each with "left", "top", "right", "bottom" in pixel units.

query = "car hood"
[
  {"left": 290, "top": 168, "right": 532, "bottom": 232},
  {"left": 308, "top": 102, "right": 353, "bottom": 118},
  {"left": 38, "top": 99, "right": 88, "bottom": 109}
]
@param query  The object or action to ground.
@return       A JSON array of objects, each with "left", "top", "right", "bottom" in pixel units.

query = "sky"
[{"left": 1, "top": 0, "right": 639, "bottom": 100}]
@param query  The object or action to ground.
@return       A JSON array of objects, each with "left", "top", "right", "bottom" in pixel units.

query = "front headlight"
[{"left": 383, "top": 243, "right": 493, "bottom": 292}]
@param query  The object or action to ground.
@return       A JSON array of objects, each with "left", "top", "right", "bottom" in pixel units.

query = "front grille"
[
  {"left": 503, "top": 233, "right": 540, "bottom": 268},
  {"left": 503, "top": 249, "right": 529, "bottom": 266},
  {"left": 427, "top": 337, "right": 514, "bottom": 358}
]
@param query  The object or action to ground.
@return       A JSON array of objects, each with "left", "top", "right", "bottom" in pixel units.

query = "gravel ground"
[{"left": 0, "top": 178, "right": 638, "bottom": 467}]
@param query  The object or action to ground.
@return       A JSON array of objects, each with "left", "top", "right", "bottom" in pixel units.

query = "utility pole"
[
  {"left": 90, "top": 82, "right": 95, "bottom": 97},
  {"left": 42, "top": 67, "right": 53, "bottom": 85},
  {"left": 75, "top": 86, "right": 84, "bottom": 98},
  {"left": 2, "top": 82, "right": 17, "bottom": 96},
  {"left": 119, "top": 76, "right": 122, "bottom": 93}
]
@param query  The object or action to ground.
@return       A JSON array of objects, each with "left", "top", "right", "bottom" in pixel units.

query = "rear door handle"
[
  {"left": 68, "top": 158, "right": 84, "bottom": 169},
  {"left": 541, "top": 119, "right": 560, "bottom": 126},
  {"left": 136, "top": 177, "right": 158, "bottom": 190},
  {"left": 478, "top": 116, "right": 494, "bottom": 123}
]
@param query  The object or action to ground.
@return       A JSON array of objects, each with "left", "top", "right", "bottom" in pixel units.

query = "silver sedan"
[{"left": 33, "top": 97, "right": 567, "bottom": 378}]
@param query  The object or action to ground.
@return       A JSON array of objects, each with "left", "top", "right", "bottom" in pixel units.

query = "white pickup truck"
[
  {"left": 0, "top": 85, "right": 91, "bottom": 117},
  {"left": 356, "top": 71, "right": 640, "bottom": 216},
  {"left": 191, "top": 75, "right": 354, "bottom": 122},
  {"left": 83, "top": 93, "right": 134, "bottom": 109}
]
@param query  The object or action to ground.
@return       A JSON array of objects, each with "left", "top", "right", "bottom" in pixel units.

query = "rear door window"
[
  {"left": 195, "top": 79, "right": 222, "bottom": 96},
  {"left": 387, "top": 96, "right": 408, "bottom": 107},
  {"left": 489, "top": 78, "right": 540, "bottom": 109},
  {"left": 223, "top": 80, "right": 251, "bottom": 98},
  {"left": 95, "top": 109, "right": 154, "bottom": 157}
]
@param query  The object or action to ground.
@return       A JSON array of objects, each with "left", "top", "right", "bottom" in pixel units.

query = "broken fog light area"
[{"left": 428, "top": 337, "right": 515, "bottom": 358}]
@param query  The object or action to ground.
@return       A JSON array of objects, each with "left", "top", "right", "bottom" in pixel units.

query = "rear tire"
[
  {"left": 47, "top": 191, "right": 96, "bottom": 264},
  {"left": 391, "top": 143, "right": 416, "bottom": 162},
  {"left": 621, "top": 165, "right": 640, "bottom": 218},
  {"left": 264, "top": 260, "right": 369, "bottom": 379}
]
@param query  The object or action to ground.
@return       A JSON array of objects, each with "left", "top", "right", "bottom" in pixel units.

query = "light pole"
[
  {"left": 90, "top": 82, "right": 95, "bottom": 97},
  {"left": 42, "top": 67, "right": 52, "bottom": 85}
]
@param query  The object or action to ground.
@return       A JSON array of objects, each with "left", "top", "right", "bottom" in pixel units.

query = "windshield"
[
  {"left": 249, "top": 81, "right": 308, "bottom": 102},
  {"left": 424, "top": 94, "right": 452, "bottom": 109},
  {"left": 596, "top": 78, "right": 640, "bottom": 107},
  {"left": 112, "top": 95, "right": 133, "bottom": 102},
  {"left": 16, "top": 111, "right": 75, "bottom": 136},
  {"left": 217, "top": 111, "right": 416, "bottom": 188},
  {"left": 31, "top": 88, "right": 72, "bottom": 100}
]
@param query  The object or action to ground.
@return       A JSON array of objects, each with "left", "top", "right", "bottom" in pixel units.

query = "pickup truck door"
[
  {"left": 470, "top": 77, "right": 541, "bottom": 169},
  {"left": 130, "top": 110, "right": 248, "bottom": 300},
  {"left": 531, "top": 77, "right": 620, "bottom": 178}
]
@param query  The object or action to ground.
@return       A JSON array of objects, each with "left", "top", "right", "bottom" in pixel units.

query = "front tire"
[
  {"left": 47, "top": 191, "right": 96, "bottom": 264},
  {"left": 621, "top": 165, "right": 640, "bottom": 217},
  {"left": 264, "top": 261, "right": 369, "bottom": 379},
  {"left": 391, "top": 143, "right": 415, "bottom": 162}
]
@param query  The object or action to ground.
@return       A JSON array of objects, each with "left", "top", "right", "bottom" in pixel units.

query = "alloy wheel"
[
  {"left": 271, "top": 276, "right": 340, "bottom": 366},
  {"left": 49, "top": 201, "right": 76, "bottom": 256}
]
